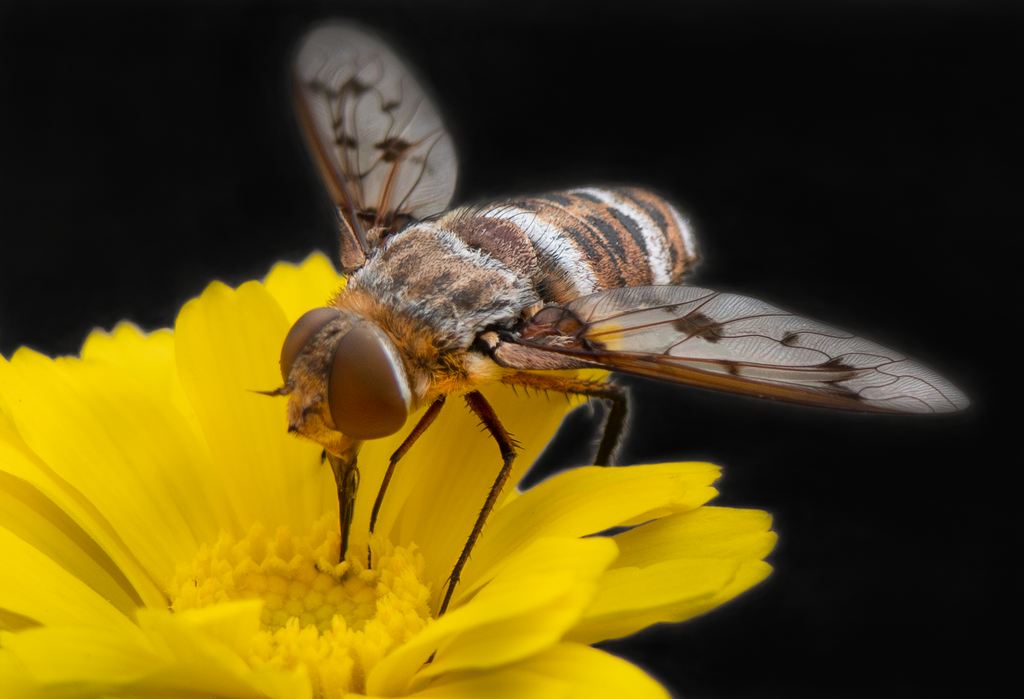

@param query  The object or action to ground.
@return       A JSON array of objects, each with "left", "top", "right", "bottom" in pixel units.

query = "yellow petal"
[
  {"left": 0, "top": 648, "right": 34, "bottom": 698},
  {"left": 566, "top": 507, "right": 776, "bottom": 644},
  {"left": 568, "top": 557, "right": 742, "bottom": 644},
  {"left": 405, "top": 643, "right": 668, "bottom": 699},
  {"left": 174, "top": 279, "right": 333, "bottom": 534},
  {"left": 0, "top": 625, "right": 162, "bottom": 687},
  {"left": 0, "top": 343, "right": 211, "bottom": 587},
  {"left": 613, "top": 506, "right": 777, "bottom": 567},
  {"left": 367, "top": 537, "right": 617, "bottom": 697},
  {"left": 81, "top": 323, "right": 241, "bottom": 545},
  {"left": 133, "top": 604, "right": 311, "bottom": 699},
  {"left": 514, "top": 643, "right": 670, "bottom": 699},
  {"left": 134, "top": 604, "right": 310, "bottom": 699},
  {"left": 1, "top": 604, "right": 310, "bottom": 699},
  {"left": 0, "top": 526, "right": 147, "bottom": 640},
  {"left": 138, "top": 601, "right": 262, "bottom": 661},
  {"left": 0, "top": 471, "right": 141, "bottom": 623},
  {"left": 263, "top": 252, "right": 346, "bottom": 324},
  {"left": 79, "top": 324, "right": 194, "bottom": 432},
  {"left": 459, "top": 462, "right": 721, "bottom": 600},
  {"left": 0, "top": 385, "right": 166, "bottom": 609},
  {"left": 401, "top": 668, "right": 566, "bottom": 699}
]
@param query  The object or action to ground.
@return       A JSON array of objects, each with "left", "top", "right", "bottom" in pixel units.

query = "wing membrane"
[
  {"left": 294, "top": 24, "right": 458, "bottom": 272},
  {"left": 515, "top": 286, "right": 969, "bottom": 414}
]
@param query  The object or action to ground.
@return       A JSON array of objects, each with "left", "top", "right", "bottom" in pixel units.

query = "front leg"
[{"left": 368, "top": 396, "right": 447, "bottom": 566}]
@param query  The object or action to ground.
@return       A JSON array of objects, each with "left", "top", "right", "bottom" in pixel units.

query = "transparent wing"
[
  {"left": 294, "top": 23, "right": 458, "bottom": 272},
  {"left": 508, "top": 286, "right": 969, "bottom": 414}
]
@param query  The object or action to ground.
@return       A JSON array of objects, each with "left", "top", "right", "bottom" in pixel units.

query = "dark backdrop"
[{"left": 0, "top": 2, "right": 1016, "bottom": 697}]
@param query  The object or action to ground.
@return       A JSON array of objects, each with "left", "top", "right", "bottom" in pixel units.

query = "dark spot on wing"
[
  {"left": 335, "top": 133, "right": 358, "bottom": 149},
  {"left": 341, "top": 78, "right": 370, "bottom": 96},
  {"left": 312, "top": 77, "right": 370, "bottom": 101},
  {"left": 816, "top": 357, "right": 861, "bottom": 387},
  {"left": 781, "top": 332, "right": 801, "bottom": 347},
  {"left": 672, "top": 311, "right": 724, "bottom": 343},
  {"left": 376, "top": 137, "right": 412, "bottom": 162},
  {"left": 820, "top": 383, "right": 863, "bottom": 401},
  {"left": 819, "top": 357, "right": 858, "bottom": 374}
]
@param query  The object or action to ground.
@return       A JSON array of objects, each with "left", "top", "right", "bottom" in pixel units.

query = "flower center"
[{"left": 168, "top": 514, "right": 433, "bottom": 697}]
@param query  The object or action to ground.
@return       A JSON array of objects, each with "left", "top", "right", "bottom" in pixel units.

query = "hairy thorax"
[{"left": 335, "top": 222, "right": 541, "bottom": 406}]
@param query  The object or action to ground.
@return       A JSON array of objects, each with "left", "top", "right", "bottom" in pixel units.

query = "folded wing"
[{"left": 510, "top": 285, "right": 969, "bottom": 414}]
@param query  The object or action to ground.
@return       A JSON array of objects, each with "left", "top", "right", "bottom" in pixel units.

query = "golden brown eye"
[
  {"left": 280, "top": 307, "right": 342, "bottom": 382},
  {"left": 329, "top": 326, "right": 410, "bottom": 440}
]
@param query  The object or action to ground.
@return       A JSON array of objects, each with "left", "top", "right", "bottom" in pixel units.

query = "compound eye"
[
  {"left": 329, "top": 327, "right": 410, "bottom": 440},
  {"left": 280, "top": 307, "right": 342, "bottom": 382}
]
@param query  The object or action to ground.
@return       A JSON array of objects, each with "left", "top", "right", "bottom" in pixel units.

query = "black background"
[{"left": 0, "top": 2, "right": 1016, "bottom": 697}]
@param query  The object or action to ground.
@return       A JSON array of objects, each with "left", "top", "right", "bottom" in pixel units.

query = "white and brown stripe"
[{"left": 447, "top": 187, "right": 699, "bottom": 305}]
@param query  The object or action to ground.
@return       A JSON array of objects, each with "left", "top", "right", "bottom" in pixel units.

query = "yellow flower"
[{"left": 0, "top": 253, "right": 776, "bottom": 698}]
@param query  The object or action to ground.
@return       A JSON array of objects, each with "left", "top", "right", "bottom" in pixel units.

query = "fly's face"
[{"left": 278, "top": 306, "right": 413, "bottom": 455}]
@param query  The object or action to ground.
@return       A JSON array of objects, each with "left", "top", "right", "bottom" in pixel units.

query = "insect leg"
[
  {"left": 368, "top": 396, "right": 447, "bottom": 565},
  {"left": 440, "top": 391, "right": 517, "bottom": 616},
  {"left": 501, "top": 372, "right": 628, "bottom": 466}
]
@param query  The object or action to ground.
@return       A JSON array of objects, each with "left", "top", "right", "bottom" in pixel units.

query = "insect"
[{"left": 273, "top": 23, "right": 968, "bottom": 615}]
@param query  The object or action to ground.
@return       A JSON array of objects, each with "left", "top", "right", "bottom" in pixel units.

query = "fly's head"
[{"left": 278, "top": 306, "right": 413, "bottom": 456}]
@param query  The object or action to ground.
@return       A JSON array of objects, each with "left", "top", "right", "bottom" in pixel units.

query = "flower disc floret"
[{"left": 169, "top": 514, "right": 431, "bottom": 696}]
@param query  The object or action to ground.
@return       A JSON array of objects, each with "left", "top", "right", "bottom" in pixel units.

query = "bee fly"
[{"left": 272, "top": 23, "right": 968, "bottom": 615}]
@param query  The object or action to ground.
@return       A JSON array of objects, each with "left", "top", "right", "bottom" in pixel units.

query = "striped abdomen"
[{"left": 438, "top": 187, "right": 699, "bottom": 305}]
